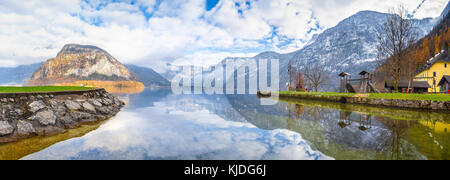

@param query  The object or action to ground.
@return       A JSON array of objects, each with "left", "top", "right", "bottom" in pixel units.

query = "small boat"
[{"left": 257, "top": 91, "right": 271, "bottom": 97}]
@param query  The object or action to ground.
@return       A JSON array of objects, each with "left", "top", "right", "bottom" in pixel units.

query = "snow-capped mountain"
[
  {"left": 164, "top": 7, "right": 446, "bottom": 91},
  {"left": 215, "top": 10, "right": 436, "bottom": 91},
  {"left": 288, "top": 11, "right": 433, "bottom": 75},
  {"left": 441, "top": 1, "right": 450, "bottom": 18}
]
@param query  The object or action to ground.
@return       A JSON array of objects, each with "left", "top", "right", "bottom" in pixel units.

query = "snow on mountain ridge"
[{"left": 167, "top": 10, "right": 437, "bottom": 91}]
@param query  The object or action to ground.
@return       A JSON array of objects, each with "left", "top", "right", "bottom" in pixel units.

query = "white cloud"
[
  {"left": 135, "top": 0, "right": 157, "bottom": 14},
  {"left": 23, "top": 97, "right": 332, "bottom": 160},
  {"left": 0, "top": 0, "right": 447, "bottom": 72},
  {"left": 171, "top": 51, "right": 259, "bottom": 68},
  {"left": 412, "top": 0, "right": 449, "bottom": 18},
  {"left": 205, "top": 0, "right": 272, "bottom": 40},
  {"left": 308, "top": 0, "right": 447, "bottom": 28}
]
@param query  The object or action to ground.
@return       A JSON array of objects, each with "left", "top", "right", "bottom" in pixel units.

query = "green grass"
[
  {"left": 0, "top": 86, "right": 95, "bottom": 93},
  {"left": 279, "top": 91, "right": 355, "bottom": 97},
  {"left": 368, "top": 93, "right": 450, "bottom": 101},
  {"left": 278, "top": 91, "right": 450, "bottom": 102}
]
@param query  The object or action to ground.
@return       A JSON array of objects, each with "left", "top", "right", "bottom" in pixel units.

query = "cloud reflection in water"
[{"left": 23, "top": 94, "right": 331, "bottom": 160}]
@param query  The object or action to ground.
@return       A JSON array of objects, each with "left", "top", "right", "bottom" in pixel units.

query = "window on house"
[{"left": 434, "top": 72, "right": 437, "bottom": 77}]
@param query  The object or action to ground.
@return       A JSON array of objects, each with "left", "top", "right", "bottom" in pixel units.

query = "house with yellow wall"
[{"left": 414, "top": 51, "right": 450, "bottom": 92}]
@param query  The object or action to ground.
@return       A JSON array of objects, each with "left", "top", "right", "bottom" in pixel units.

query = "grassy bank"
[
  {"left": 278, "top": 91, "right": 450, "bottom": 102},
  {"left": 0, "top": 86, "right": 95, "bottom": 93}
]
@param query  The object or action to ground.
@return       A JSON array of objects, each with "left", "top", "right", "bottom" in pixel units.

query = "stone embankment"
[
  {"left": 0, "top": 89, "right": 124, "bottom": 143},
  {"left": 277, "top": 93, "right": 450, "bottom": 111}
]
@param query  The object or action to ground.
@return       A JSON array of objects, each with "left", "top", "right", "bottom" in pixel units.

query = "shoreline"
[
  {"left": 0, "top": 88, "right": 125, "bottom": 144},
  {"left": 270, "top": 92, "right": 450, "bottom": 111},
  {"left": 0, "top": 88, "right": 102, "bottom": 96}
]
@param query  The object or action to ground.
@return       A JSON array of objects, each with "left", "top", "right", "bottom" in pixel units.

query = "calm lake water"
[{"left": 2, "top": 88, "right": 448, "bottom": 160}]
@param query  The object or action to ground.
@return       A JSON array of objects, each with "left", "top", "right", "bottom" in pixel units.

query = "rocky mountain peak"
[
  {"left": 57, "top": 44, "right": 108, "bottom": 56},
  {"left": 28, "top": 44, "right": 136, "bottom": 85}
]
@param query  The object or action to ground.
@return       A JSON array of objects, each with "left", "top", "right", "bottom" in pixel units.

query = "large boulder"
[
  {"left": 29, "top": 100, "right": 47, "bottom": 113},
  {"left": 0, "top": 121, "right": 14, "bottom": 136},
  {"left": 34, "top": 110, "right": 57, "bottom": 126},
  {"left": 60, "top": 115, "right": 79, "bottom": 128},
  {"left": 113, "top": 97, "right": 122, "bottom": 106},
  {"left": 98, "top": 107, "right": 112, "bottom": 115},
  {"left": 17, "top": 120, "right": 36, "bottom": 136},
  {"left": 65, "top": 100, "right": 81, "bottom": 111},
  {"left": 54, "top": 105, "right": 67, "bottom": 117},
  {"left": 102, "top": 98, "right": 113, "bottom": 105},
  {"left": 70, "top": 111, "right": 92, "bottom": 122},
  {"left": 60, "top": 115, "right": 73, "bottom": 125},
  {"left": 82, "top": 102, "right": 96, "bottom": 113},
  {"left": 89, "top": 99, "right": 103, "bottom": 107}
]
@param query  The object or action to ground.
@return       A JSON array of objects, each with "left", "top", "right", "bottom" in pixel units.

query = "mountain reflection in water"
[
  {"left": 227, "top": 95, "right": 449, "bottom": 160},
  {"left": 14, "top": 88, "right": 450, "bottom": 160},
  {"left": 21, "top": 89, "right": 330, "bottom": 160}
]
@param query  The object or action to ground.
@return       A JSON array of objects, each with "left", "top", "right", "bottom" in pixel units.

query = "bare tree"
[
  {"left": 287, "top": 61, "right": 296, "bottom": 90},
  {"left": 294, "top": 71, "right": 305, "bottom": 91},
  {"left": 377, "top": 5, "right": 417, "bottom": 92},
  {"left": 304, "top": 65, "right": 328, "bottom": 92}
]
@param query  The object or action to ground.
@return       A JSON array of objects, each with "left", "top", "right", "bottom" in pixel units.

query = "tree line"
[{"left": 287, "top": 61, "right": 329, "bottom": 92}]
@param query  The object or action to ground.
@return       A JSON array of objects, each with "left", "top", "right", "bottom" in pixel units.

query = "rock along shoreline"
[
  {"left": 0, "top": 88, "right": 125, "bottom": 143},
  {"left": 277, "top": 93, "right": 450, "bottom": 111}
]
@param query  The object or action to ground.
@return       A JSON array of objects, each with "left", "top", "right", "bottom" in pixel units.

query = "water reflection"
[
  {"left": 229, "top": 95, "right": 449, "bottom": 160},
  {"left": 338, "top": 111, "right": 372, "bottom": 131},
  {"left": 56, "top": 81, "right": 146, "bottom": 95},
  {"left": 100, "top": 85, "right": 145, "bottom": 95},
  {"left": 22, "top": 89, "right": 330, "bottom": 160},
  {"left": 0, "top": 122, "right": 104, "bottom": 160}
]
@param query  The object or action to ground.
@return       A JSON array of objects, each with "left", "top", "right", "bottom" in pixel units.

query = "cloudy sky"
[{"left": 0, "top": 0, "right": 447, "bottom": 72}]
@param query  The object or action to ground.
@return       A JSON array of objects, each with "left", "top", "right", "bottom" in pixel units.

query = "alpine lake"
[{"left": 1, "top": 88, "right": 448, "bottom": 160}]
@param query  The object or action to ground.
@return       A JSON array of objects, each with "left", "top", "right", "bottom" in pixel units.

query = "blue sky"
[
  {"left": 0, "top": 0, "right": 447, "bottom": 72},
  {"left": 206, "top": 0, "right": 220, "bottom": 11}
]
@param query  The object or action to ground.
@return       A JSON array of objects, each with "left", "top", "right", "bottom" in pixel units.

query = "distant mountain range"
[
  {"left": 202, "top": 9, "right": 442, "bottom": 91},
  {"left": 0, "top": 62, "right": 44, "bottom": 86},
  {"left": 125, "top": 64, "right": 170, "bottom": 87}
]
